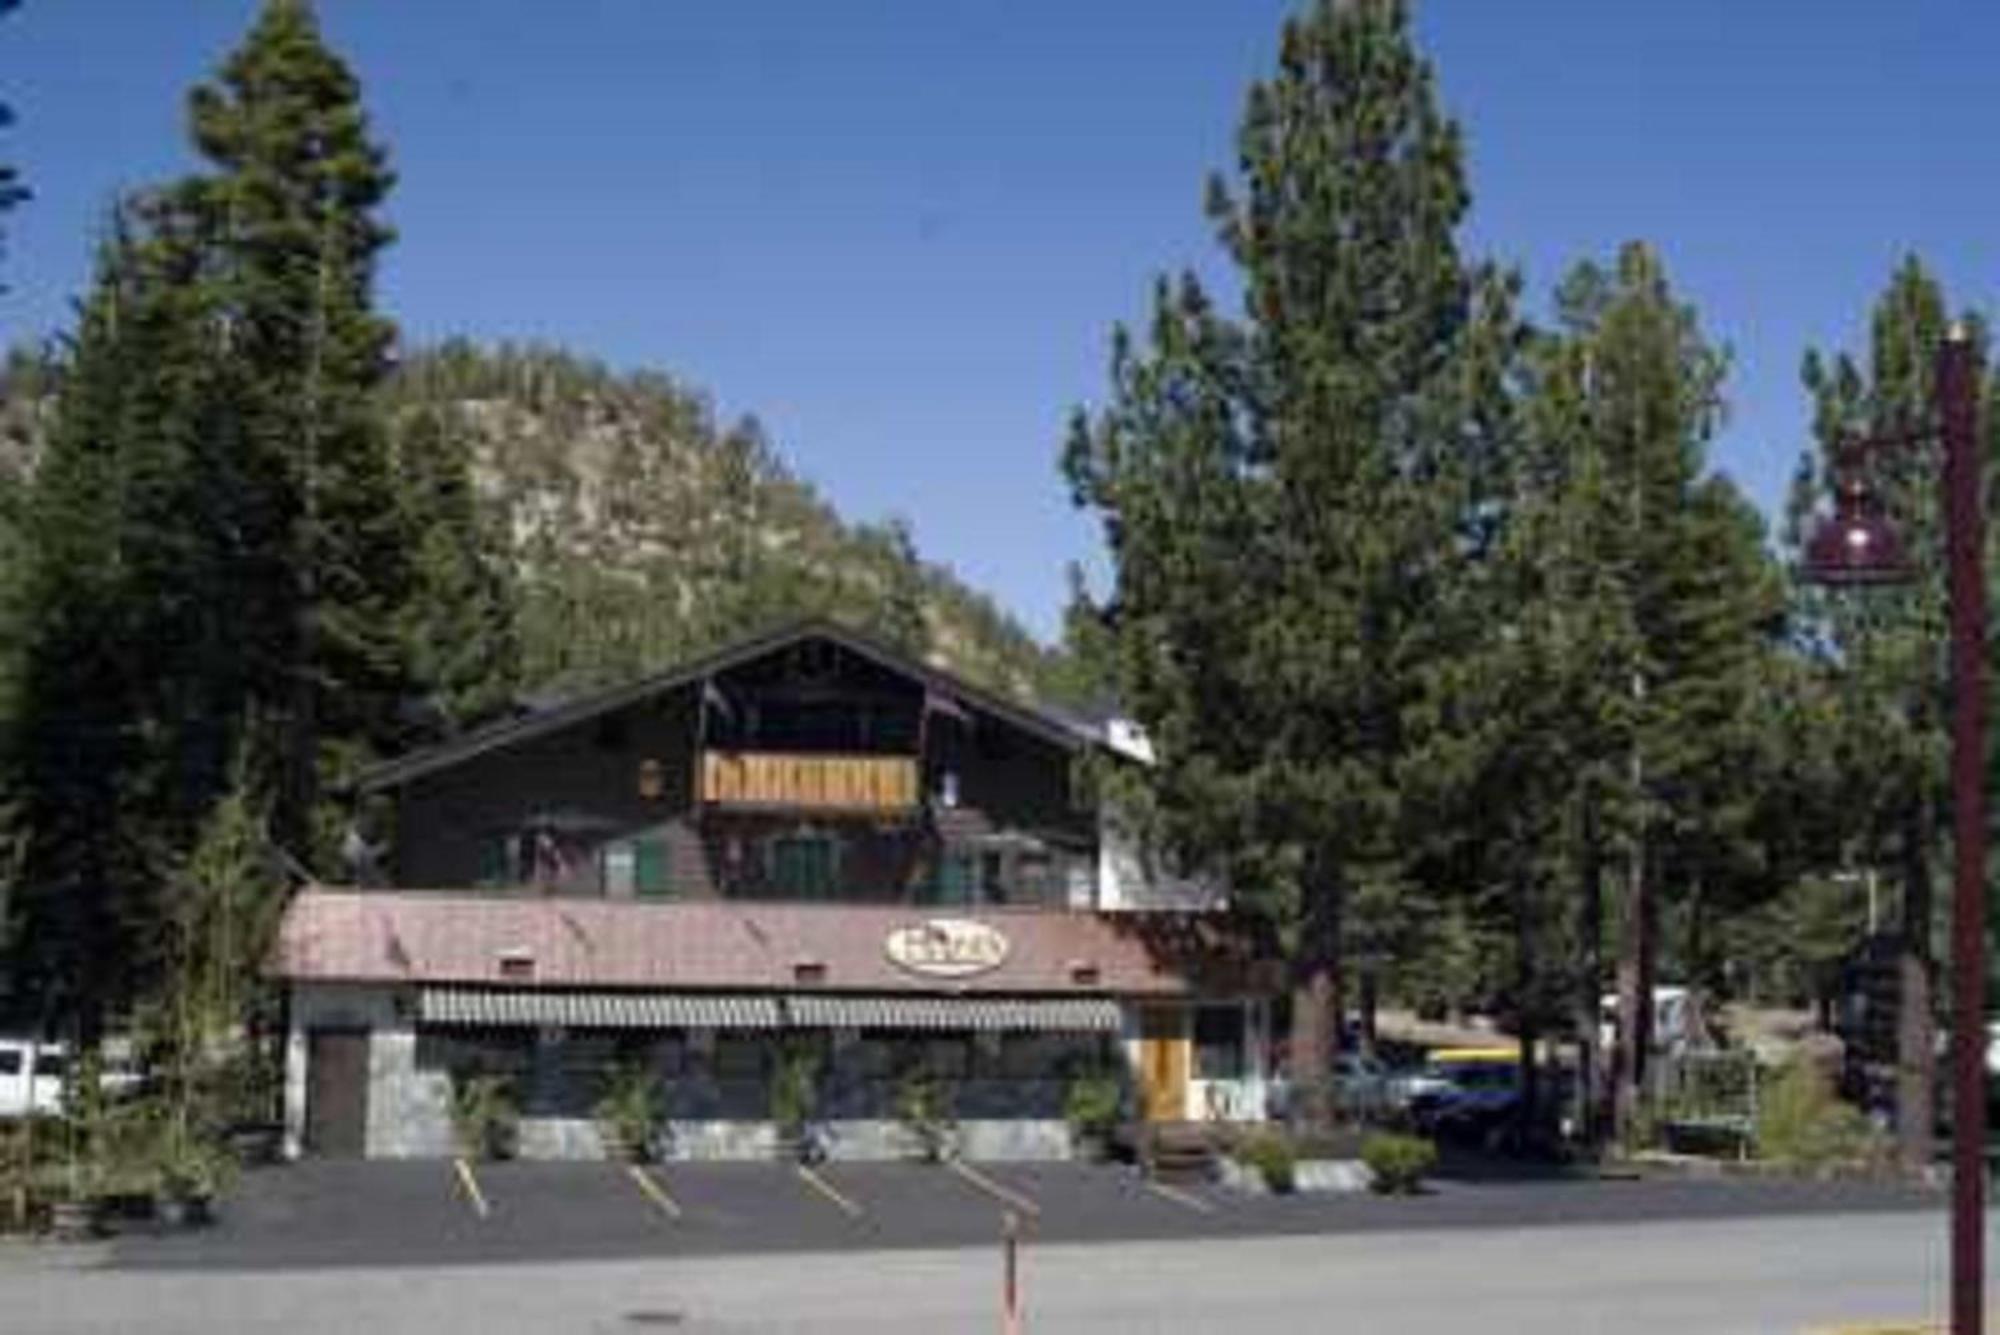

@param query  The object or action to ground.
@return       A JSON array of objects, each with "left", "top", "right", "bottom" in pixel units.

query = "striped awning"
[
  {"left": 783, "top": 994, "right": 1122, "bottom": 1032},
  {"left": 419, "top": 987, "right": 782, "bottom": 1029}
]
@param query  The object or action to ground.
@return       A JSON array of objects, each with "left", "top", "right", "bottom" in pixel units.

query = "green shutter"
[
  {"left": 936, "top": 852, "right": 973, "bottom": 906},
  {"left": 635, "top": 837, "right": 671, "bottom": 898}
]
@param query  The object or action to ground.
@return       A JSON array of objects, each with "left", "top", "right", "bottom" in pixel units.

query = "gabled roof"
[{"left": 355, "top": 617, "right": 1099, "bottom": 792}]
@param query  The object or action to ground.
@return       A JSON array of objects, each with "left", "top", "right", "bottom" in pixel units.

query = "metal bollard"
[{"left": 1002, "top": 1210, "right": 1022, "bottom": 1335}]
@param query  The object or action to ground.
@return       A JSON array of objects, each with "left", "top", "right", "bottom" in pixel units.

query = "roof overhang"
[{"left": 354, "top": 618, "right": 1095, "bottom": 793}]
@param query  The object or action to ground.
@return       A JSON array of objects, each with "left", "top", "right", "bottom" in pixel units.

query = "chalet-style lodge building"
[{"left": 273, "top": 621, "right": 1277, "bottom": 1159}]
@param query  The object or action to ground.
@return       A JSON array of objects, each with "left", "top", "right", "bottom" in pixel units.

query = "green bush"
[
  {"left": 450, "top": 1070, "right": 519, "bottom": 1161},
  {"left": 1754, "top": 1058, "right": 1889, "bottom": 1172},
  {"left": 594, "top": 1061, "right": 662, "bottom": 1162},
  {"left": 1361, "top": 1132, "right": 1437, "bottom": 1195},
  {"left": 1064, "top": 1071, "right": 1121, "bottom": 1137},
  {"left": 895, "top": 1066, "right": 957, "bottom": 1163},
  {"left": 770, "top": 1046, "right": 822, "bottom": 1143},
  {"left": 1235, "top": 1130, "right": 1297, "bottom": 1194}
]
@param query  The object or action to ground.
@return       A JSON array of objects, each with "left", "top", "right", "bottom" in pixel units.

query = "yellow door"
[{"left": 1138, "top": 1006, "right": 1191, "bottom": 1122}]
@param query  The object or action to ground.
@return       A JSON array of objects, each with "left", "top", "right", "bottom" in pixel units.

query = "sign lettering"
[{"left": 884, "top": 918, "right": 1010, "bottom": 978}]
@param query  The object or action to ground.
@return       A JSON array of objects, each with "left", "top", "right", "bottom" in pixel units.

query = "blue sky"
[{"left": 3, "top": 2, "right": 1995, "bottom": 641}]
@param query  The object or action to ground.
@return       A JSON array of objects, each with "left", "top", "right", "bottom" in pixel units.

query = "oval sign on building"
[{"left": 884, "top": 918, "right": 1010, "bottom": 978}]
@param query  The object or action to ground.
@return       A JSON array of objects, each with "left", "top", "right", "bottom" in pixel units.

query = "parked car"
[
  {"left": 1407, "top": 1049, "right": 1521, "bottom": 1140},
  {"left": 1267, "top": 1050, "right": 1415, "bottom": 1122},
  {"left": 0, "top": 1037, "right": 143, "bottom": 1118}
]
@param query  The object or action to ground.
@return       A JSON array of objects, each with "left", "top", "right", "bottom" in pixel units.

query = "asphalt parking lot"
[{"left": 103, "top": 1157, "right": 1946, "bottom": 1272}]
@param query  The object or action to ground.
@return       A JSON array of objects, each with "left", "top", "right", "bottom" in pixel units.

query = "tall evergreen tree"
[
  {"left": 4, "top": 208, "right": 241, "bottom": 1027},
  {"left": 1067, "top": 0, "right": 1484, "bottom": 1125},
  {"left": 1512, "top": 243, "right": 1779, "bottom": 1140},
  {"left": 1783, "top": 257, "right": 1996, "bottom": 1165},
  {"left": 178, "top": 0, "right": 409, "bottom": 858},
  {"left": 389, "top": 405, "right": 519, "bottom": 734}
]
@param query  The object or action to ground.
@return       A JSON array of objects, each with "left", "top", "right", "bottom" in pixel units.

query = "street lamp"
[{"left": 1802, "top": 324, "right": 1985, "bottom": 1335}]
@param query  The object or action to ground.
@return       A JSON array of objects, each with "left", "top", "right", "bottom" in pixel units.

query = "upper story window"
[
  {"left": 769, "top": 834, "right": 839, "bottom": 900},
  {"left": 599, "top": 835, "right": 672, "bottom": 898}
]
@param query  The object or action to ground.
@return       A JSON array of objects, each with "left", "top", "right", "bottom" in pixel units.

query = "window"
[
  {"left": 600, "top": 841, "right": 637, "bottom": 896},
  {"left": 1193, "top": 1005, "right": 1246, "bottom": 1081},
  {"left": 770, "top": 835, "right": 837, "bottom": 899},
  {"left": 713, "top": 1035, "right": 767, "bottom": 1080},
  {"left": 477, "top": 833, "right": 522, "bottom": 887},
  {"left": 601, "top": 835, "right": 672, "bottom": 897},
  {"left": 0, "top": 1051, "right": 19, "bottom": 1076}
]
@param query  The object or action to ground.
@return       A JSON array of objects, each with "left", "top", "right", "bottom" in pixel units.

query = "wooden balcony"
[{"left": 700, "top": 750, "right": 919, "bottom": 813}]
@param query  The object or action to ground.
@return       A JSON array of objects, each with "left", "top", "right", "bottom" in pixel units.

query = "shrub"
[
  {"left": 895, "top": 1065, "right": 957, "bottom": 1163},
  {"left": 594, "top": 1061, "right": 662, "bottom": 1162},
  {"left": 1064, "top": 1071, "right": 1121, "bottom": 1138},
  {"left": 1361, "top": 1131, "right": 1437, "bottom": 1195},
  {"left": 770, "top": 1046, "right": 821, "bottom": 1143},
  {"left": 1235, "top": 1129, "right": 1297, "bottom": 1194},
  {"left": 450, "top": 1069, "right": 518, "bottom": 1161},
  {"left": 1754, "top": 1057, "right": 1889, "bottom": 1172}
]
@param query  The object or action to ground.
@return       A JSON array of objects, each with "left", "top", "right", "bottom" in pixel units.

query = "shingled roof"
[{"left": 271, "top": 888, "right": 1267, "bottom": 997}]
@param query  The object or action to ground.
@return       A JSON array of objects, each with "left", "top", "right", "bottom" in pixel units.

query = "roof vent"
[
  {"left": 1068, "top": 959, "right": 1101, "bottom": 986},
  {"left": 497, "top": 947, "right": 535, "bottom": 981},
  {"left": 793, "top": 959, "right": 828, "bottom": 985}
]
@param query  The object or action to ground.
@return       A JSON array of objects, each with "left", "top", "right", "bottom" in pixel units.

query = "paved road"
[{"left": 4, "top": 1208, "right": 1981, "bottom": 1334}]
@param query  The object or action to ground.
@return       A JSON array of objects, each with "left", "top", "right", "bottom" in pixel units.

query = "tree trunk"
[
  {"left": 1615, "top": 839, "right": 1654, "bottom": 1146},
  {"left": 1514, "top": 867, "right": 1541, "bottom": 1149},
  {"left": 1573, "top": 797, "right": 1605, "bottom": 1147},
  {"left": 1358, "top": 967, "right": 1379, "bottom": 1059},
  {"left": 1896, "top": 802, "right": 1936, "bottom": 1169},
  {"left": 1288, "top": 866, "right": 1344, "bottom": 1132}
]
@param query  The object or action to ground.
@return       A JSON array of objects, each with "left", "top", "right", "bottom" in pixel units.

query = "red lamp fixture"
[{"left": 1802, "top": 475, "right": 1914, "bottom": 587}]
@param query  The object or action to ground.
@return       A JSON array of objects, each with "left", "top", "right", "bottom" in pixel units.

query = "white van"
[
  {"left": 0, "top": 1038, "right": 141, "bottom": 1118},
  {"left": 0, "top": 1037, "right": 68, "bottom": 1117}
]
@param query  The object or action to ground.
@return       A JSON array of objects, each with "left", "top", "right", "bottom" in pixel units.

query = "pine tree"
[
  {"left": 1507, "top": 243, "right": 1781, "bottom": 1141},
  {"left": 1067, "top": 0, "right": 1483, "bottom": 1127},
  {"left": 178, "top": 0, "right": 409, "bottom": 859},
  {"left": 1783, "top": 256, "right": 1996, "bottom": 1165},
  {"left": 389, "top": 405, "right": 519, "bottom": 734},
  {"left": 3, "top": 208, "right": 241, "bottom": 1027}
]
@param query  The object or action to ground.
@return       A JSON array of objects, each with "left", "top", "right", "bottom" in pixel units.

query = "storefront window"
[
  {"left": 713, "top": 1034, "right": 768, "bottom": 1080},
  {"left": 1193, "top": 1005, "right": 1246, "bottom": 1081}
]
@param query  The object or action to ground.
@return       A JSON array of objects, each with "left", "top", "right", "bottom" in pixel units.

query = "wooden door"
[
  {"left": 305, "top": 1031, "right": 370, "bottom": 1158},
  {"left": 1137, "top": 1007, "right": 1191, "bottom": 1122}
]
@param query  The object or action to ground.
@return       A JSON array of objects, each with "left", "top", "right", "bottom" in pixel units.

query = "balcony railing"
[{"left": 700, "top": 750, "right": 919, "bottom": 813}]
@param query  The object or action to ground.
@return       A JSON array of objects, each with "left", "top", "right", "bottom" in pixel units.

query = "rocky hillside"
[
  {"left": 383, "top": 341, "right": 1065, "bottom": 700},
  {"left": 0, "top": 340, "right": 1066, "bottom": 703}
]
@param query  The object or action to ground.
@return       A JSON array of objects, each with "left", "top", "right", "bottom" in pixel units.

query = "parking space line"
[
  {"left": 452, "top": 1158, "right": 490, "bottom": 1219},
  {"left": 946, "top": 1159, "right": 1041, "bottom": 1218},
  {"left": 796, "top": 1164, "right": 864, "bottom": 1219},
  {"left": 627, "top": 1165, "right": 683, "bottom": 1220},
  {"left": 1143, "top": 1178, "right": 1214, "bottom": 1213}
]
